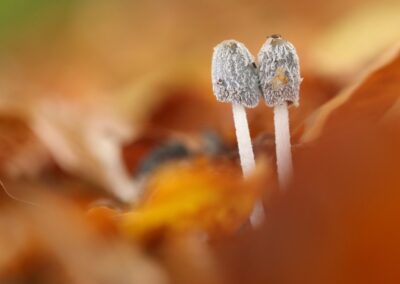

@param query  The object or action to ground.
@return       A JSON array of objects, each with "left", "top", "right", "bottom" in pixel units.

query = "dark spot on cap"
[
  {"left": 269, "top": 34, "right": 282, "bottom": 39},
  {"left": 217, "top": 79, "right": 225, "bottom": 86},
  {"left": 227, "top": 41, "right": 238, "bottom": 50}
]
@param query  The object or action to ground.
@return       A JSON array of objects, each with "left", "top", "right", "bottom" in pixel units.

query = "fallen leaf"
[
  {"left": 0, "top": 193, "right": 167, "bottom": 284},
  {"left": 310, "top": 2, "right": 400, "bottom": 77},
  {"left": 298, "top": 44, "right": 400, "bottom": 143},
  {"left": 120, "top": 158, "right": 270, "bottom": 243}
]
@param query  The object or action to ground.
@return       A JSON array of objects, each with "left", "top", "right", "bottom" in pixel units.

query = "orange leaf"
[
  {"left": 120, "top": 158, "right": 269, "bottom": 242},
  {"left": 298, "top": 45, "right": 400, "bottom": 143}
]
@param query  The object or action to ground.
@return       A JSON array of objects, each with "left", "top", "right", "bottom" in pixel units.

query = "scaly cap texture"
[
  {"left": 211, "top": 40, "right": 261, "bottom": 108},
  {"left": 258, "top": 35, "right": 301, "bottom": 107}
]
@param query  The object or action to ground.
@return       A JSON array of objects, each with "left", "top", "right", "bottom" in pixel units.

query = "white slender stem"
[
  {"left": 273, "top": 102, "right": 293, "bottom": 189},
  {"left": 232, "top": 103, "right": 264, "bottom": 226},
  {"left": 232, "top": 103, "right": 255, "bottom": 177}
]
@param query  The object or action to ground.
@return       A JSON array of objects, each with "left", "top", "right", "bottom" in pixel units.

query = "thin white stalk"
[
  {"left": 232, "top": 103, "right": 255, "bottom": 177},
  {"left": 273, "top": 102, "right": 293, "bottom": 189},
  {"left": 232, "top": 103, "right": 265, "bottom": 226}
]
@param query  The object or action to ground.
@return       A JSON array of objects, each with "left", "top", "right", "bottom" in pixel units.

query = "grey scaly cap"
[
  {"left": 211, "top": 40, "right": 261, "bottom": 108},
  {"left": 258, "top": 35, "right": 301, "bottom": 107}
]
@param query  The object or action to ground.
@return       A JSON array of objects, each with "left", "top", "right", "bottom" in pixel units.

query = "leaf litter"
[{"left": 1, "top": 1, "right": 400, "bottom": 283}]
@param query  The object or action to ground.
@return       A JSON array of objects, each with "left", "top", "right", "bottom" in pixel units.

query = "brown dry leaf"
[
  {"left": 0, "top": 111, "right": 52, "bottom": 178},
  {"left": 30, "top": 98, "right": 138, "bottom": 202},
  {"left": 217, "top": 118, "right": 400, "bottom": 284},
  {"left": 161, "top": 235, "right": 225, "bottom": 284},
  {"left": 0, "top": 193, "right": 167, "bottom": 284},
  {"left": 297, "top": 44, "right": 400, "bottom": 143},
  {"left": 120, "top": 158, "right": 270, "bottom": 243},
  {"left": 0, "top": 84, "right": 140, "bottom": 202}
]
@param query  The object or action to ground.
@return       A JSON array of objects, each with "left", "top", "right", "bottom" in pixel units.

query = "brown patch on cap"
[{"left": 271, "top": 66, "right": 289, "bottom": 89}]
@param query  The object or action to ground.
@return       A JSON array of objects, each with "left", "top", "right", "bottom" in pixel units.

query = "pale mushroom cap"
[
  {"left": 211, "top": 40, "right": 261, "bottom": 108},
  {"left": 258, "top": 35, "right": 301, "bottom": 107}
]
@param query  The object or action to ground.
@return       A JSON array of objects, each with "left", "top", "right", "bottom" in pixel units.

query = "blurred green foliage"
[{"left": 0, "top": 0, "right": 77, "bottom": 44}]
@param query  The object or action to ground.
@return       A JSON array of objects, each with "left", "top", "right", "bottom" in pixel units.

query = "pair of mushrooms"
[{"left": 211, "top": 35, "right": 301, "bottom": 226}]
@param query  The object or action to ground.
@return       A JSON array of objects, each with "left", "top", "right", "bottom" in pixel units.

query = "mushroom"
[
  {"left": 211, "top": 39, "right": 264, "bottom": 226},
  {"left": 258, "top": 34, "right": 301, "bottom": 189}
]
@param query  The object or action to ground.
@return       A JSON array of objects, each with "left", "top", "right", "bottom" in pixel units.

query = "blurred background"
[
  {"left": 1, "top": 0, "right": 400, "bottom": 81},
  {"left": 1, "top": 1, "right": 400, "bottom": 283},
  {"left": 0, "top": 0, "right": 399, "bottom": 189}
]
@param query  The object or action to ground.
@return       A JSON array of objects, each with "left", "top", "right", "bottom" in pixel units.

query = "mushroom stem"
[
  {"left": 273, "top": 102, "right": 293, "bottom": 189},
  {"left": 232, "top": 103, "right": 264, "bottom": 226},
  {"left": 232, "top": 103, "right": 255, "bottom": 177}
]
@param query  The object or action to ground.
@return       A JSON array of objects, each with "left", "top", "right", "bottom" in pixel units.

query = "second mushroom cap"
[{"left": 258, "top": 35, "right": 301, "bottom": 107}]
